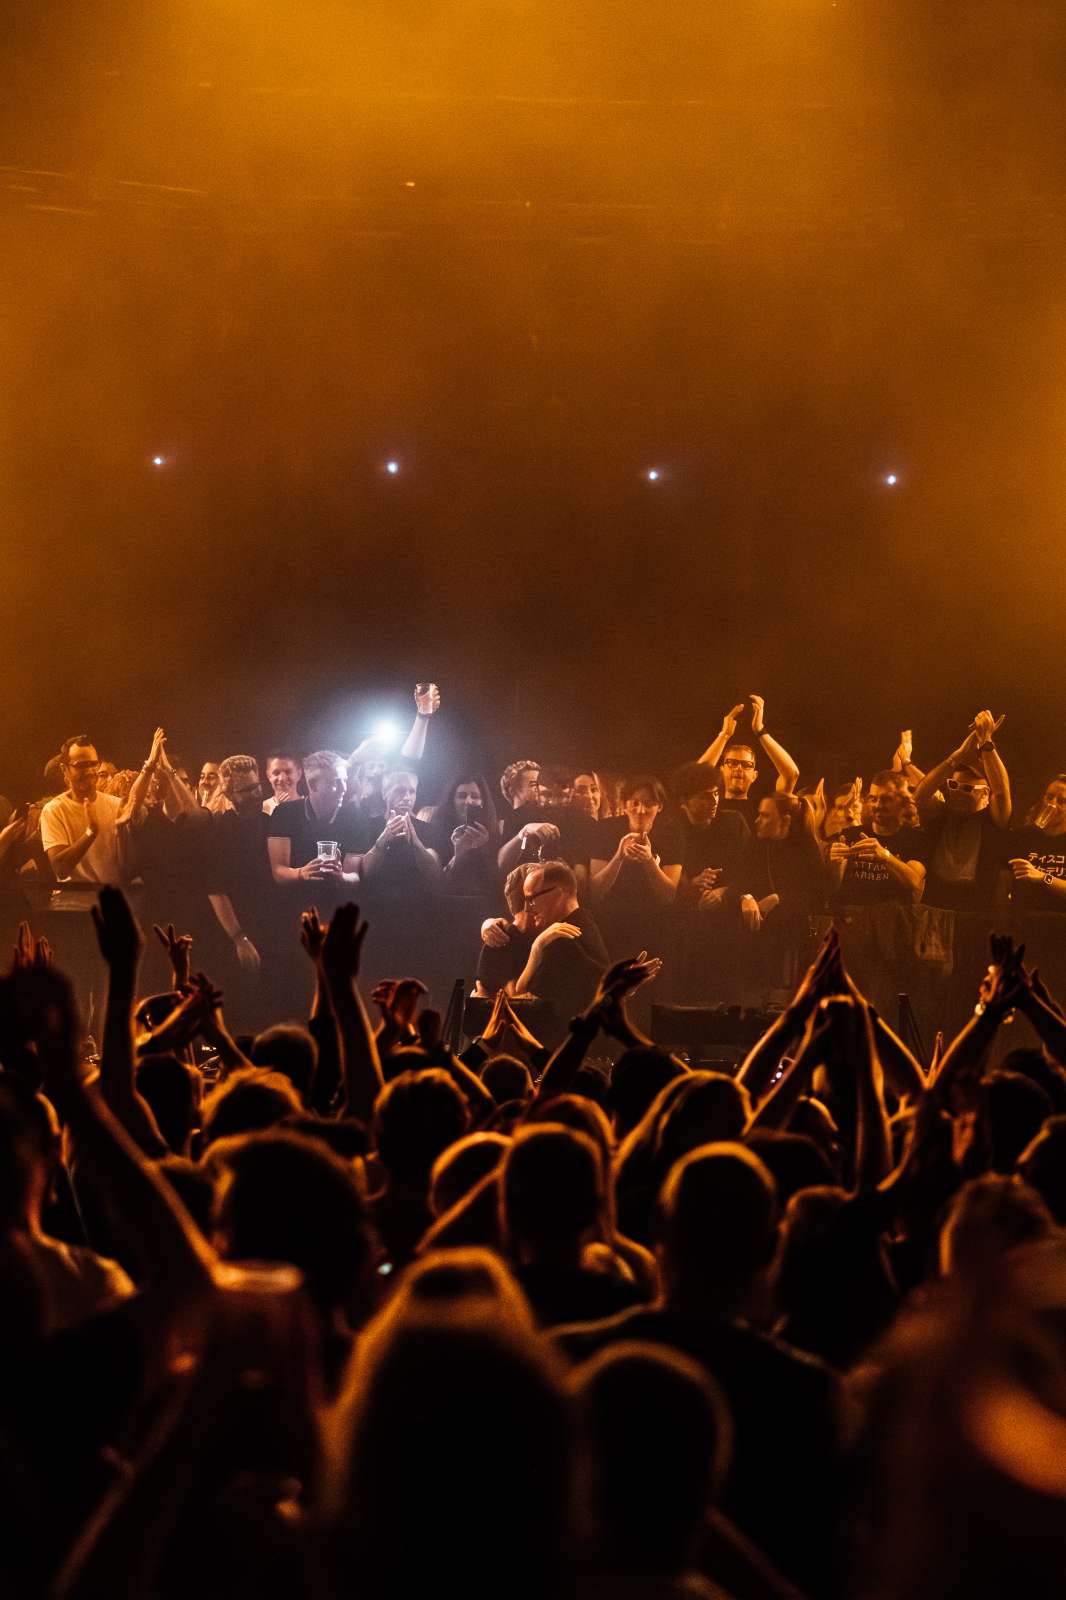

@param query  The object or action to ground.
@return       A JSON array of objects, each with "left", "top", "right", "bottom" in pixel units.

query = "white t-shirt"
[{"left": 40, "top": 790, "right": 124, "bottom": 883}]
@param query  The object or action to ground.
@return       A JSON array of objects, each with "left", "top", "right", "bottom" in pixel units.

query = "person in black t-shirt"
[
  {"left": 475, "top": 863, "right": 538, "bottom": 997},
  {"left": 1008, "top": 773, "right": 1066, "bottom": 912},
  {"left": 498, "top": 763, "right": 601, "bottom": 888},
  {"left": 510, "top": 860, "right": 609, "bottom": 1021},
  {"left": 829, "top": 771, "right": 929, "bottom": 906},
  {"left": 266, "top": 751, "right": 368, "bottom": 892},
  {"left": 672, "top": 762, "right": 750, "bottom": 905},
  {"left": 590, "top": 776, "right": 682, "bottom": 968},
  {"left": 913, "top": 710, "right": 1012, "bottom": 913},
  {"left": 696, "top": 695, "right": 801, "bottom": 825},
  {"left": 425, "top": 773, "right": 501, "bottom": 896}
]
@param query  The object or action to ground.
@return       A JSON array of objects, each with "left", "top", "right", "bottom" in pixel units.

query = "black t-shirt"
[
  {"left": 502, "top": 803, "right": 602, "bottom": 871},
  {"left": 741, "top": 825, "right": 826, "bottom": 905},
  {"left": 531, "top": 904, "right": 610, "bottom": 1017},
  {"left": 922, "top": 805, "right": 1006, "bottom": 912},
  {"left": 834, "top": 825, "right": 930, "bottom": 905},
  {"left": 677, "top": 808, "right": 750, "bottom": 885},
  {"left": 476, "top": 924, "right": 534, "bottom": 993},
  {"left": 200, "top": 809, "right": 273, "bottom": 925},
  {"left": 1008, "top": 826, "right": 1066, "bottom": 912},
  {"left": 266, "top": 799, "right": 371, "bottom": 871}
]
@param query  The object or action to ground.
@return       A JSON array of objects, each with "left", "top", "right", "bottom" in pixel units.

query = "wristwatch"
[{"left": 1045, "top": 872, "right": 1056, "bottom": 887}]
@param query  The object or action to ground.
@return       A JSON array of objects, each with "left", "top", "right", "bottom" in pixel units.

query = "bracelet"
[
  {"left": 231, "top": 928, "right": 247, "bottom": 943},
  {"left": 757, "top": 728, "right": 770, "bottom": 739},
  {"left": 978, "top": 741, "right": 996, "bottom": 753}
]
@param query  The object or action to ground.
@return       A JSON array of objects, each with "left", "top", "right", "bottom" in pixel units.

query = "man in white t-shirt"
[
  {"left": 39, "top": 736, "right": 127, "bottom": 1029},
  {"left": 40, "top": 736, "right": 125, "bottom": 886}
]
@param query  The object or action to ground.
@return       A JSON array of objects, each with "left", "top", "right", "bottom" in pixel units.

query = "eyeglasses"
[
  {"left": 523, "top": 886, "right": 556, "bottom": 904},
  {"left": 722, "top": 759, "right": 754, "bottom": 770},
  {"left": 67, "top": 760, "right": 100, "bottom": 772},
  {"left": 946, "top": 780, "right": 988, "bottom": 794}
]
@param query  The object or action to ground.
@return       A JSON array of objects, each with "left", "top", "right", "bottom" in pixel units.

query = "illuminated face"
[
  {"left": 224, "top": 767, "right": 263, "bottom": 817},
  {"left": 63, "top": 743, "right": 100, "bottom": 802},
  {"left": 1040, "top": 780, "right": 1066, "bottom": 835},
  {"left": 720, "top": 746, "right": 757, "bottom": 797},
  {"left": 385, "top": 774, "right": 418, "bottom": 815},
  {"left": 868, "top": 783, "right": 906, "bottom": 833},
  {"left": 572, "top": 773, "right": 602, "bottom": 818},
  {"left": 522, "top": 867, "right": 568, "bottom": 931},
  {"left": 945, "top": 769, "right": 990, "bottom": 817},
  {"left": 198, "top": 763, "right": 220, "bottom": 806},
  {"left": 754, "top": 797, "right": 790, "bottom": 840},
  {"left": 306, "top": 762, "right": 347, "bottom": 817},
  {"left": 625, "top": 788, "right": 662, "bottom": 835},
  {"left": 267, "top": 757, "right": 301, "bottom": 804},
  {"left": 512, "top": 766, "right": 540, "bottom": 808},
  {"left": 682, "top": 786, "right": 719, "bottom": 827}
]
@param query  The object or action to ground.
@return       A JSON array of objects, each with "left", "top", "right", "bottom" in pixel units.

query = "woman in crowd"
[{"left": 589, "top": 775, "right": 683, "bottom": 963}]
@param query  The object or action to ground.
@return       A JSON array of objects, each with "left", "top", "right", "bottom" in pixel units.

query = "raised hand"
[
  {"left": 721, "top": 702, "right": 745, "bottom": 738},
  {"left": 146, "top": 726, "right": 167, "bottom": 769},
  {"left": 153, "top": 921, "right": 193, "bottom": 987},
  {"left": 414, "top": 681, "right": 441, "bottom": 717},
  {"left": 749, "top": 694, "right": 766, "bottom": 735},
  {"left": 971, "top": 709, "right": 1003, "bottom": 746},
  {"left": 321, "top": 902, "right": 369, "bottom": 986},
  {"left": 893, "top": 729, "right": 913, "bottom": 768},
  {"left": 592, "top": 952, "right": 663, "bottom": 1008},
  {"left": 299, "top": 907, "right": 327, "bottom": 964},
  {"left": 90, "top": 886, "right": 145, "bottom": 971},
  {"left": 978, "top": 933, "right": 1027, "bottom": 1017}
]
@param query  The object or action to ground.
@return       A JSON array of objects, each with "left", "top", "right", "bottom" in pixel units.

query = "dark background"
[{"left": 3, "top": 1, "right": 1065, "bottom": 803}]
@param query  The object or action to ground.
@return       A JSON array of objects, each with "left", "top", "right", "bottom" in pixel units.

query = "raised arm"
[
  {"left": 399, "top": 680, "right": 440, "bottom": 761},
  {"left": 533, "top": 955, "right": 662, "bottom": 1103},
  {"left": 21, "top": 963, "right": 216, "bottom": 1302},
  {"left": 736, "top": 928, "right": 841, "bottom": 1101},
  {"left": 749, "top": 695, "right": 799, "bottom": 794},
  {"left": 90, "top": 887, "right": 168, "bottom": 1156},
  {"left": 117, "top": 727, "right": 167, "bottom": 829},
  {"left": 698, "top": 701, "right": 746, "bottom": 768},
  {"left": 319, "top": 903, "right": 384, "bottom": 1123}
]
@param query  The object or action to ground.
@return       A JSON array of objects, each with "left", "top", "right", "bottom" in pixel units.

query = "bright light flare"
[
  {"left": 152, "top": 455, "right": 166, "bottom": 467},
  {"left": 645, "top": 468, "right": 661, "bottom": 482},
  {"left": 385, "top": 460, "right": 400, "bottom": 475},
  {"left": 883, "top": 472, "right": 898, "bottom": 487},
  {"left": 371, "top": 719, "right": 401, "bottom": 748}
]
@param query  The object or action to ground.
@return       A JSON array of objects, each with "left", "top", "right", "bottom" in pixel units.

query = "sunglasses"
[{"left": 946, "top": 780, "right": 988, "bottom": 794}]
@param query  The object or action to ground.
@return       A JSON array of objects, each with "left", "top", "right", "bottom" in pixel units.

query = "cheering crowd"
[
  {"left": 1, "top": 687, "right": 1064, "bottom": 1042},
  {"left": 2, "top": 687, "right": 1066, "bottom": 1595}
]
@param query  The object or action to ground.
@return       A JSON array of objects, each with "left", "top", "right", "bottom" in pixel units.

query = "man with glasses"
[
  {"left": 697, "top": 695, "right": 800, "bottom": 823},
  {"left": 510, "top": 861, "right": 609, "bottom": 1028},
  {"left": 912, "top": 709, "right": 1011, "bottom": 912},
  {"left": 40, "top": 736, "right": 125, "bottom": 886},
  {"left": 39, "top": 736, "right": 127, "bottom": 1031}
]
